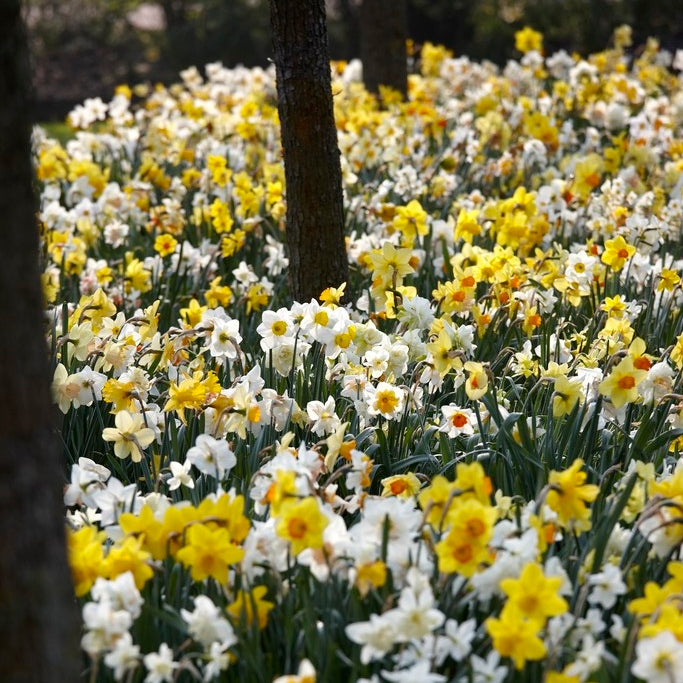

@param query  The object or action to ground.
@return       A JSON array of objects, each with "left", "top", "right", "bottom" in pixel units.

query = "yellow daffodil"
[
  {"left": 227, "top": 585, "right": 275, "bottom": 629},
  {"left": 176, "top": 523, "right": 244, "bottom": 584},
  {"left": 486, "top": 608, "right": 547, "bottom": 669},
  {"left": 546, "top": 459, "right": 599, "bottom": 532},
  {"left": 601, "top": 235, "right": 636, "bottom": 271},
  {"left": 515, "top": 26, "right": 543, "bottom": 54},
  {"left": 464, "top": 361, "right": 489, "bottom": 400},
  {"left": 599, "top": 356, "right": 647, "bottom": 408},
  {"left": 275, "top": 497, "right": 329, "bottom": 555},
  {"left": 499, "top": 562, "right": 569, "bottom": 626}
]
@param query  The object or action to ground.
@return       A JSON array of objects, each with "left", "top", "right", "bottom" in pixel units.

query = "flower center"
[{"left": 618, "top": 375, "right": 636, "bottom": 390}]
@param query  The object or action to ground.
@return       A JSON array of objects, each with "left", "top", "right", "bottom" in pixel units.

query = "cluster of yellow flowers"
[{"left": 42, "top": 25, "right": 683, "bottom": 683}]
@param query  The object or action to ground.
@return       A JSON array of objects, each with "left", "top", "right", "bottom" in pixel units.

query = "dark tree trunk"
[
  {"left": 269, "top": 0, "right": 349, "bottom": 303},
  {"left": 359, "top": 0, "right": 408, "bottom": 98},
  {"left": 0, "top": 2, "right": 80, "bottom": 680}
]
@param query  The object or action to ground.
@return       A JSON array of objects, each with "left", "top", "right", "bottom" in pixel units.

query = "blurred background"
[{"left": 25, "top": 0, "right": 683, "bottom": 121}]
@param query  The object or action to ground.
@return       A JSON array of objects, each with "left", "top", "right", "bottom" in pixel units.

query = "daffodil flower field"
[{"left": 43, "top": 25, "right": 683, "bottom": 683}]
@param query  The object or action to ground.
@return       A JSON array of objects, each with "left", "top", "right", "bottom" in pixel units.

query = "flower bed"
[{"left": 40, "top": 26, "right": 683, "bottom": 683}]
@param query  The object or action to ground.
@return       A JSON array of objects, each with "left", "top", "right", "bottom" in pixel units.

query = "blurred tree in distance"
[{"left": 357, "top": 0, "right": 408, "bottom": 98}]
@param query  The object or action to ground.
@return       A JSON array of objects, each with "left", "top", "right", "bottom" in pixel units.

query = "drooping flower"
[{"left": 546, "top": 459, "right": 599, "bottom": 532}]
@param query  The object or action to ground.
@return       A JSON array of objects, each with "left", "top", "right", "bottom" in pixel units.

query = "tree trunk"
[
  {"left": 359, "top": 0, "right": 407, "bottom": 98},
  {"left": 269, "top": 0, "right": 349, "bottom": 303},
  {"left": 0, "top": 2, "right": 80, "bottom": 680}
]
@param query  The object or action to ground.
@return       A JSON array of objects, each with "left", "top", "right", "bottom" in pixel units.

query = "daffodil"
[
  {"left": 367, "top": 241, "right": 415, "bottom": 290},
  {"left": 392, "top": 199, "right": 429, "bottom": 241},
  {"left": 154, "top": 233, "right": 178, "bottom": 257},
  {"left": 499, "top": 562, "right": 568, "bottom": 626},
  {"left": 102, "top": 410, "right": 156, "bottom": 462},
  {"left": 67, "top": 525, "right": 106, "bottom": 596},
  {"left": 514, "top": 26, "right": 543, "bottom": 54},
  {"left": 103, "top": 536, "right": 154, "bottom": 589},
  {"left": 464, "top": 361, "right": 488, "bottom": 400},
  {"left": 598, "top": 356, "right": 647, "bottom": 408},
  {"left": 601, "top": 235, "right": 636, "bottom": 271},
  {"left": 275, "top": 497, "right": 329, "bottom": 555},
  {"left": 227, "top": 585, "right": 275, "bottom": 629},
  {"left": 552, "top": 375, "right": 583, "bottom": 417},
  {"left": 485, "top": 609, "right": 547, "bottom": 670},
  {"left": 176, "top": 523, "right": 244, "bottom": 584},
  {"left": 546, "top": 459, "right": 599, "bottom": 531},
  {"left": 380, "top": 472, "right": 422, "bottom": 498}
]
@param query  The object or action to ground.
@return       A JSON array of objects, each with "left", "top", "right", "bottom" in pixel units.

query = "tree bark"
[
  {"left": 0, "top": 1, "right": 80, "bottom": 680},
  {"left": 269, "top": 0, "right": 349, "bottom": 303},
  {"left": 359, "top": 0, "right": 408, "bottom": 98}
]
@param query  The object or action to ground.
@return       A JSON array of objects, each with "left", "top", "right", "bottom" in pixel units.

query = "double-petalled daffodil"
[
  {"left": 102, "top": 410, "right": 156, "bottom": 463},
  {"left": 154, "top": 233, "right": 178, "bottom": 257},
  {"left": 205, "top": 276, "right": 233, "bottom": 308},
  {"left": 546, "top": 459, "right": 599, "bottom": 532},
  {"left": 601, "top": 235, "right": 636, "bottom": 271},
  {"left": 366, "top": 382, "right": 405, "bottom": 420},
  {"left": 163, "top": 375, "right": 207, "bottom": 424},
  {"left": 275, "top": 497, "right": 329, "bottom": 556},
  {"left": 176, "top": 523, "right": 244, "bottom": 584},
  {"left": 598, "top": 356, "right": 648, "bottom": 408},
  {"left": 101, "top": 378, "right": 138, "bottom": 413},
  {"left": 499, "top": 562, "right": 568, "bottom": 626}
]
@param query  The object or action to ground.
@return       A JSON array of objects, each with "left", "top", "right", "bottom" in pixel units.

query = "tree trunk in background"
[
  {"left": 0, "top": 2, "right": 80, "bottom": 680},
  {"left": 269, "top": 0, "right": 349, "bottom": 303},
  {"left": 359, "top": 0, "right": 408, "bottom": 98}
]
